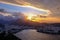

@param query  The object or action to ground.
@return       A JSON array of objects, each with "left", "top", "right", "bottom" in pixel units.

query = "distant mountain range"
[{"left": 0, "top": 11, "right": 25, "bottom": 24}]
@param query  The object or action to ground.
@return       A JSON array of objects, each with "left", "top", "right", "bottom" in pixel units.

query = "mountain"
[{"left": 0, "top": 11, "right": 25, "bottom": 24}]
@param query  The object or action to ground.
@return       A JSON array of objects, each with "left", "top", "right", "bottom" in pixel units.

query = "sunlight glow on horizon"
[{"left": 1, "top": 1, "right": 60, "bottom": 23}]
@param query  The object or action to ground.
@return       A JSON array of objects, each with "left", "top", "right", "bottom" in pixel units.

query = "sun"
[
  {"left": 26, "top": 14, "right": 36, "bottom": 20},
  {"left": 26, "top": 13, "right": 41, "bottom": 22}
]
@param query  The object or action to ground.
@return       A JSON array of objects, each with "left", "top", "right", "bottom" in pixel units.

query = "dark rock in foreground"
[{"left": 0, "top": 32, "right": 21, "bottom": 40}]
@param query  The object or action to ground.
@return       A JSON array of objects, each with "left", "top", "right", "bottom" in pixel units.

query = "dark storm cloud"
[{"left": 0, "top": 0, "right": 60, "bottom": 17}]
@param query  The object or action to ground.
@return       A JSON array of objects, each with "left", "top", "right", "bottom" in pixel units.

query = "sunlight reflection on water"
[{"left": 15, "top": 29, "right": 60, "bottom": 40}]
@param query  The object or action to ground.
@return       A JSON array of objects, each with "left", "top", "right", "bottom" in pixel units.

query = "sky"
[
  {"left": 0, "top": 2, "right": 50, "bottom": 16},
  {"left": 0, "top": 0, "right": 60, "bottom": 17},
  {"left": 0, "top": 0, "right": 60, "bottom": 23}
]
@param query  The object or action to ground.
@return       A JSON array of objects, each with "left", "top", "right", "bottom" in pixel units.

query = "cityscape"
[{"left": 0, "top": 0, "right": 60, "bottom": 40}]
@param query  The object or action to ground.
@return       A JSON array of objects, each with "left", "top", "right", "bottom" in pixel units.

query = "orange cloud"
[
  {"left": 26, "top": 15, "right": 60, "bottom": 23},
  {"left": 37, "top": 17, "right": 60, "bottom": 23}
]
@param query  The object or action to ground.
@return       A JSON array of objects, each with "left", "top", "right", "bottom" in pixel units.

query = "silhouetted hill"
[{"left": 0, "top": 32, "right": 21, "bottom": 40}]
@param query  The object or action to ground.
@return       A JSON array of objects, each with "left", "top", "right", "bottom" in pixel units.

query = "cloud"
[
  {"left": 0, "top": 0, "right": 60, "bottom": 23},
  {"left": 0, "top": 0, "right": 60, "bottom": 18},
  {"left": 0, "top": 2, "right": 51, "bottom": 17},
  {"left": 0, "top": 12, "right": 12, "bottom": 16}
]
